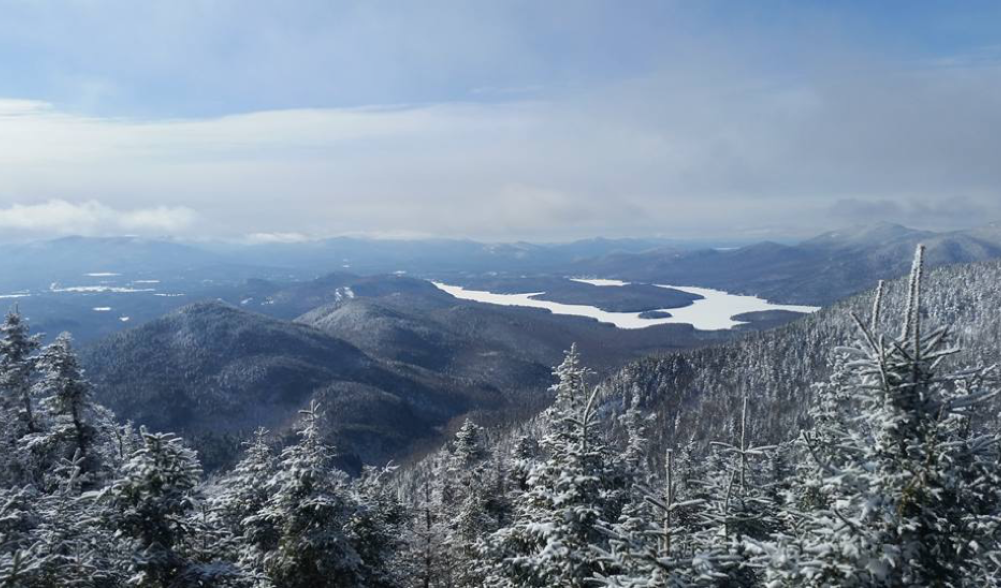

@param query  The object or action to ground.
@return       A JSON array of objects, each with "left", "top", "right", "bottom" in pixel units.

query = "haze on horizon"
[{"left": 1, "top": 1, "right": 1000, "bottom": 243}]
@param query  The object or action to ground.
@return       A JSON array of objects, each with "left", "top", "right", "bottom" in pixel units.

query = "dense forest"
[{"left": 3, "top": 246, "right": 1001, "bottom": 587}]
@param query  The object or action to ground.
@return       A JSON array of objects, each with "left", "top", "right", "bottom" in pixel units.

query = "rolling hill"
[{"left": 80, "top": 300, "right": 506, "bottom": 470}]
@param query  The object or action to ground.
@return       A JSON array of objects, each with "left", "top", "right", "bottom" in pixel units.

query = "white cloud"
[
  {"left": 0, "top": 55, "right": 1000, "bottom": 241},
  {"left": 244, "top": 232, "right": 310, "bottom": 244},
  {"left": 0, "top": 200, "right": 197, "bottom": 237}
]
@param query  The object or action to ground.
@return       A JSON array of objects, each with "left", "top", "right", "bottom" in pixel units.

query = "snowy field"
[{"left": 432, "top": 279, "right": 819, "bottom": 330}]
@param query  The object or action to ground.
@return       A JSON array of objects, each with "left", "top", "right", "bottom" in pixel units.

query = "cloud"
[
  {"left": 0, "top": 200, "right": 198, "bottom": 237},
  {"left": 0, "top": 47, "right": 1000, "bottom": 240},
  {"left": 1, "top": 2, "right": 1001, "bottom": 241},
  {"left": 244, "top": 232, "right": 310, "bottom": 244},
  {"left": 826, "top": 197, "right": 992, "bottom": 231}
]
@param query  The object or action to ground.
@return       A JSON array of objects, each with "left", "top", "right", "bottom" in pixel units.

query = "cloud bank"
[
  {"left": 0, "top": 2, "right": 999, "bottom": 240},
  {"left": 0, "top": 200, "right": 197, "bottom": 237}
]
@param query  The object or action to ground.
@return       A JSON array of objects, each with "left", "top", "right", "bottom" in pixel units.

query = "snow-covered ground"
[
  {"left": 50, "top": 283, "right": 156, "bottom": 294},
  {"left": 431, "top": 280, "right": 819, "bottom": 331},
  {"left": 569, "top": 278, "right": 631, "bottom": 287}
]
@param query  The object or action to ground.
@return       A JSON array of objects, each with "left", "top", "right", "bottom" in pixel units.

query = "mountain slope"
[
  {"left": 594, "top": 257, "right": 1001, "bottom": 456},
  {"left": 575, "top": 222, "right": 1001, "bottom": 305},
  {"left": 80, "top": 301, "right": 504, "bottom": 469}
]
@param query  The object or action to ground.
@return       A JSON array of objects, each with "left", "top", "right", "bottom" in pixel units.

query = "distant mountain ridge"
[
  {"left": 572, "top": 221, "right": 1001, "bottom": 304},
  {"left": 8, "top": 220, "right": 1001, "bottom": 349}
]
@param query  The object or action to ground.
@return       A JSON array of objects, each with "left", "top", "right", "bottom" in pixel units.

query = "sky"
[{"left": 0, "top": 0, "right": 1000, "bottom": 242}]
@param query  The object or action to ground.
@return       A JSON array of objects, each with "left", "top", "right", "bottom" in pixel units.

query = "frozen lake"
[{"left": 431, "top": 280, "right": 819, "bottom": 331}]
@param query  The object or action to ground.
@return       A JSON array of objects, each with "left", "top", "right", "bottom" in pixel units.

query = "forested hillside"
[
  {"left": 80, "top": 301, "right": 509, "bottom": 470},
  {"left": 595, "top": 255, "right": 1001, "bottom": 457},
  {"left": 3, "top": 248, "right": 1001, "bottom": 587}
]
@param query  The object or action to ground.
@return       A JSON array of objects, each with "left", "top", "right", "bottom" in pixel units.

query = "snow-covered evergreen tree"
[
  {"left": 439, "top": 419, "right": 502, "bottom": 588},
  {"left": 0, "top": 309, "right": 41, "bottom": 435},
  {"left": 762, "top": 245, "right": 1001, "bottom": 586},
  {"left": 6, "top": 452, "right": 123, "bottom": 587},
  {"left": 482, "top": 345, "right": 626, "bottom": 588},
  {"left": 33, "top": 333, "right": 118, "bottom": 489},
  {"left": 99, "top": 428, "right": 205, "bottom": 587},
  {"left": 208, "top": 427, "right": 277, "bottom": 581},
  {"left": 243, "top": 401, "right": 364, "bottom": 588},
  {"left": 0, "top": 309, "right": 44, "bottom": 488},
  {"left": 345, "top": 464, "right": 408, "bottom": 588}
]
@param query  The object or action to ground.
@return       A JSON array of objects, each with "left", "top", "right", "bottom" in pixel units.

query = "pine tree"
[
  {"left": 346, "top": 465, "right": 407, "bottom": 588},
  {"left": 440, "top": 419, "right": 501, "bottom": 588},
  {"left": 594, "top": 447, "right": 709, "bottom": 588},
  {"left": 244, "top": 401, "right": 364, "bottom": 588},
  {"left": 762, "top": 245, "right": 1001, "bottom": 586},
  {"left": 209, "top": 428, "right": 277, "bottom": 579},
  {"left": 0, "top": 309, "right": 41, "bottom": 435},
  {"left": 697, "top": 395, "right": 776, "bottom": 586},
  {"left": 99, "top": 428, "right": 204, "bottom": 587},
  {"left": 483, "top": 345, "right": 626, "bottom": 588},
  {"left": 14, "top": 451, "right": 124, "bottom": 587},
  {"left": 33, "top": 333, "right": 115, "bottom": 488},
  {"left": 507, "top": 434, "right": 538, "bottom": 495}
]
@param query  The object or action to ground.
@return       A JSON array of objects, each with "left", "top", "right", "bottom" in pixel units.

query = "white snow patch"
[
  {"left": 569, "top": 278, "right": 631, "bottom": 287},
  {"left": 50, "top": 282, "right": 155, "bottom": 293},
  {"left": 431, "top": 281, "right": 820, "bottom": 331},
  {"left": 154, "top": 293, "right": 186, "bottom": 297},
  {"left": 0, "top": 294, "right": 30, "bottom": 299},
  {"left": 86, "top": 272, "right": 121, "bottom": 277},
  {"left": 119, "top": 316, "right": 130, "bottom": 322},
  {"left": 92, "top": 307, "right": 112, "bottom": 312},
  {"left": 133, "top": 280, "right": 160, "bottom": 284}
]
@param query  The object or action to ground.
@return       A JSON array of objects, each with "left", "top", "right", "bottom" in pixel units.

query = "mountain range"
[
  {"left": 573, "top": 221, "right": 1001, "bottom": 304},
  {"left": 12, "top": 221, "right": 1001, "bottom": 471}
]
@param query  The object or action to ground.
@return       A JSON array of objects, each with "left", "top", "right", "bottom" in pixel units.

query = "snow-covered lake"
[{"left": 431, "top": 280, "right": 819, "bottom": 331}]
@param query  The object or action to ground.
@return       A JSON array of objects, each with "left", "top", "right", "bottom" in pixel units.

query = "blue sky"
[{"left": 0, "top": 0, "right": 999, "bottom": 241}]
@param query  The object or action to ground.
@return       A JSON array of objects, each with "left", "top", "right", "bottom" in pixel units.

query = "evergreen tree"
[
  {"left": 209, "top": 428, "right": 277, "bottom": 580},
  {"left": 594, "top": 447, "right": 708, "bottom": 587},
  {"left": 440, "top": 419, "right": 501, "bottom": 588},
  {"left": 244, "top": 401, "right": 364, "bottom": 588},
  {"left": 9, "top": 452, "right": 123, "bottom": 588},
  {"left": 99, "top": 428, "right": 205, "bottom": 587},
  {"left": 696, "top": 395, "right": 777, "bottom": 586},
  {"left": 593, "top": 393, "right": 705, "bottom": 587},
  {"left": 0, "top": 309, "right": 41, "bottom": 435},
  {"left": 483, "top": 345, "right": 626, "bottom": 588},
  {"left": 33, "top": 333, "right": 115, "bottom": 487},
  {"left": 762, "top": 245, "right": 1001, "bottom": 586},
  {"left": 346, "top": 465, "right": 408, "bottom": 588}
]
